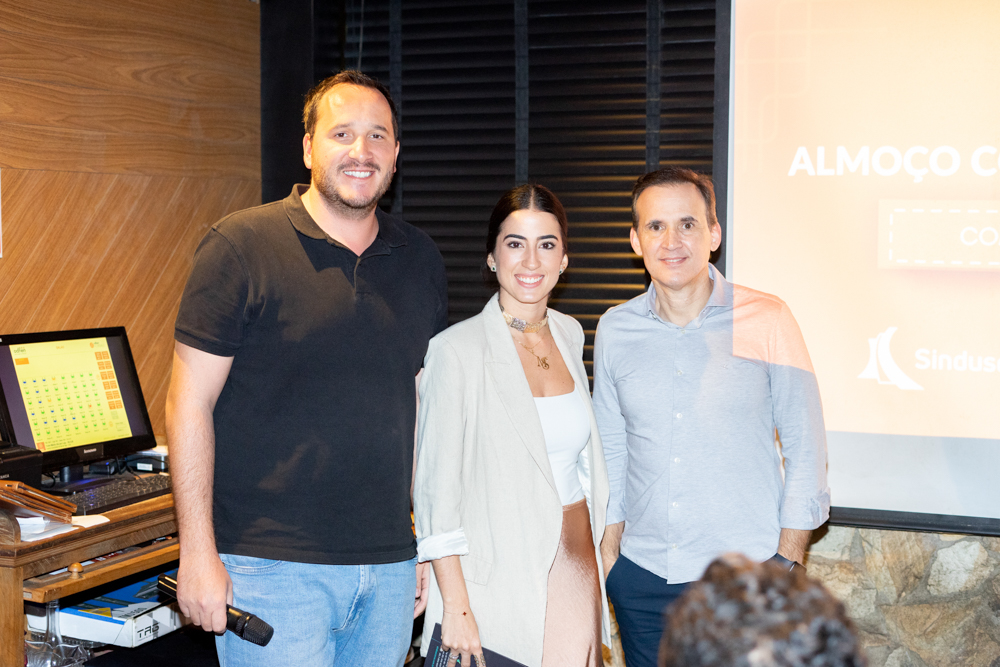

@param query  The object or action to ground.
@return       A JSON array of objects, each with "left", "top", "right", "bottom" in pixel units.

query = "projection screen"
[{"left": 722, "top": 0, "right": 1000, "bottom": 534}]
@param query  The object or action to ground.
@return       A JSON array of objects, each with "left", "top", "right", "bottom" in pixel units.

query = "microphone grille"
[{"left": 242, "top": 616, "right": 274, "bottom": 646}]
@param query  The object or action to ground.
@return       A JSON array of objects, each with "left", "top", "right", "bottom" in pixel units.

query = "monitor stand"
[{"left": 45, "top": 464, "right": 119, "bottom": 496}]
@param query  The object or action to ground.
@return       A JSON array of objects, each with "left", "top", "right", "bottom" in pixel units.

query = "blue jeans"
[
  {"left": 216, "top": 554, "right": 416, "bottom": 667},
  {"left": 605, "top": 555, "right": 689, "bottom": 667}
]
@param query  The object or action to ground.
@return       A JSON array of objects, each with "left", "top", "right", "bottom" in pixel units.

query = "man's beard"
[{"left": 313, "top": 160, "right": 394, "bottom": 219}]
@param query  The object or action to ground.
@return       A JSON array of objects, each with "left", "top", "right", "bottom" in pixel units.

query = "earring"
[
  {"left": 559, "top": 269, "right": 564, "bottom": 274},
  {"left": 490, "top": 265, "right": 496, "bottom": 272}
]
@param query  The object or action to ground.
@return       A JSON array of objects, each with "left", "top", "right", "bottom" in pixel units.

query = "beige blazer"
[{"left": 414, "top": 294, "right": 611, "bottom": 667}]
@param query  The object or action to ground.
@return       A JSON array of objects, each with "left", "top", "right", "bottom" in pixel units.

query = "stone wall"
[{"left": 806, "top": 526, "right": 1000, "bottom": 666}]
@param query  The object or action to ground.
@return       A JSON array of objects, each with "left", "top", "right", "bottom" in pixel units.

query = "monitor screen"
[{"left": 0, "top": 327, "right": 155, "bottom": 472}]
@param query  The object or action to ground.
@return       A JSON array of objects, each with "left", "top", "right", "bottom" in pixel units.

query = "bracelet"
[{"left": 443, "top": 610, "right": 468, "bottom": 616}]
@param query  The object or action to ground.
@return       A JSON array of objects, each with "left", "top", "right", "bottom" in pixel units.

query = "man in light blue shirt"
[{"left": 593, "top": 167, "right": 830, "bottom": 667}]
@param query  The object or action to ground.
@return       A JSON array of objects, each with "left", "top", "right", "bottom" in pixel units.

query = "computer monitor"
[{"left": 0, "top": 327, "right": 156, "bottom": 483}]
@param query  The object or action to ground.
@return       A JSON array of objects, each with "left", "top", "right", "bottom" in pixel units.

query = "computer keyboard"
[{"left": 67, "top": 474, "right": 173, "bottom": 516}]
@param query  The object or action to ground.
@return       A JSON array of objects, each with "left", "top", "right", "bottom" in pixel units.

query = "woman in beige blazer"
[{"left": 414, "top": 185, "right": 611, "bottom": 667}]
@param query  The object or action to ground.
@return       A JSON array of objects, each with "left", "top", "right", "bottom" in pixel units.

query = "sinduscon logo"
[{"left": 858, "top": 327, "right": 923, "bottom": 390}]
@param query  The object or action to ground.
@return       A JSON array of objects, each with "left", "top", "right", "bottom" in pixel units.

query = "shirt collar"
[
  {"left": 283, "top": 184, "right": 408, "bottom": 250},
  {"left": 705, "top": 263, "right": 732, "bottom": 308},
  {"left": 643, "top": 263, "right": 732, "bottom": 324}
]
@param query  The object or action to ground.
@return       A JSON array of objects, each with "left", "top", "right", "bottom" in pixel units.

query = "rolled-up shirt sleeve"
[
  {"left": 770, "top": 303, "right": 831, "bottom": 530},
  {"left": 414, "top": 337, "right": 470, "bottom": 563},
  {"left": 417, "top": 528, "right": 470, "bottom": 562},
  {"left": 592, "top": 318, "right": 628, "bottom": 525}
]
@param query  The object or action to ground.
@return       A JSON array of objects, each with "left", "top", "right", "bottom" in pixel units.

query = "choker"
[{"left": 500, "top": 304, "right": 548, "bottom": 333}]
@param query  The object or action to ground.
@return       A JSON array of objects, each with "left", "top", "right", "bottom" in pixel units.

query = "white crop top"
[{"left": 533, "top": 388, "right": 590, "bottom": 505}]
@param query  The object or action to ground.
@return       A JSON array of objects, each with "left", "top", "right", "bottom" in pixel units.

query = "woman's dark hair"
[{"left": 484, "top": 184, "right": 569, "bottom": 283}]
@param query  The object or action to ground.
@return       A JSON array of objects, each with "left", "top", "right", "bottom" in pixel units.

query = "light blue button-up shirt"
[{"left": 593, "top": 266, "right": 830, "bottom": 583}]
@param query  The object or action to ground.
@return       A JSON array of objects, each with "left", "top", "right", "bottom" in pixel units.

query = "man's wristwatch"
[{"left": 769, "top": 553, "right": 802, "bottom": 572}]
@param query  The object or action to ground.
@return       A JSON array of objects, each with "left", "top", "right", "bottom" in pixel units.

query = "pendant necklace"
[
  {"left": 500, "top": 303, "right": 551, "bottom": 369},
  {"left": 516, "top": 331, "right": 551, "bottom": 370}
]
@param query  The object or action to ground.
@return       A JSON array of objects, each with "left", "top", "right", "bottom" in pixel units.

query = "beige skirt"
[{"left": 541, "top": 498, "right": 602, "bottom": 667}]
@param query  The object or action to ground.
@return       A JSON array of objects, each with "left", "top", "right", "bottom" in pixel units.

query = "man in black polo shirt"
[{"left": 166, "top": 71, "right": 447, "bottom": 666}]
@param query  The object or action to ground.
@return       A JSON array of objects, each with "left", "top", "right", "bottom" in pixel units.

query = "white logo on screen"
[{"left": 858, "top": 327, "right": 923, "bottom": 390}]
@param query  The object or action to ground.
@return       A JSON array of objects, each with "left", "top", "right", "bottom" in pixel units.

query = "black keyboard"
[{"left": 68, "top": 474, "right": 173, "bottom": 516}]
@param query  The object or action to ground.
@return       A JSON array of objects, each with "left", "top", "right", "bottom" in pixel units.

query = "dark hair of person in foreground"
[{"left": 659, "top": 554, "right": 866, "bottom": 667}]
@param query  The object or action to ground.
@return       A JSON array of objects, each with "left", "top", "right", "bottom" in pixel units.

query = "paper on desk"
[
  {"left": 15, "top": 516, "right": 46, "bottom": 533},
  {"left": 16, "top": 517, "right": 79, "bottom": 542},
  {"left": 73, "top": 515, "right": 109, "bottom": 528},
  {"left": 14, "top": 515, "right": 107, "bottom": 542}
]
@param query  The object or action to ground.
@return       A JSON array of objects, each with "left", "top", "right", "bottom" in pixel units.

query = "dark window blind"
[
  {"left": 528, "top": 1, "right": 650, "bottom": 373},
  {"left": 400, "top": 1, "right": 517, "bottom": 323},
  {"left": 307, "top": 1, "right": 716, "bottom": 350},
  {"left": 660, "top": 2, "right": 716, "bottom": 174}
]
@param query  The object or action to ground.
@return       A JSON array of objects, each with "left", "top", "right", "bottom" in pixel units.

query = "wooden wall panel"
[
  {"left": 0, "top": 0, "right": 261, "bottom": 435},
  {"left": 0, "top": 107, "right": 260, "bottom": 180},
  {"left": 0, "top": 78, "right": 256, "bottom": 142},
  {"left": 0, "top": 3, "right": 257, "bottom": 103},
  {"left": 0, "top": 169, "right": 261, "bottom": 433},
  {"left": 0, "top": 0, "right": 258, "bottom": 177}
]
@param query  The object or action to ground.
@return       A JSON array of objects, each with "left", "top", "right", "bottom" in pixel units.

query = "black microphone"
[{"left": 157, "top": 574, "right": 274, "bottom": 646}]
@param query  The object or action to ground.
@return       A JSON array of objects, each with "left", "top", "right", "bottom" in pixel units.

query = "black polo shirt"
[{"left": 175, "top": 185, "right": 448, "bottom": 564}]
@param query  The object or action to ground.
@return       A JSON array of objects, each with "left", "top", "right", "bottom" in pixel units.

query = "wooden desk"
[{"left": 0, "top": 495, "right": 177, "bottom": 667}]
